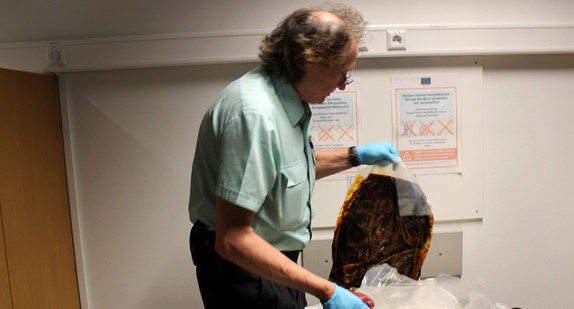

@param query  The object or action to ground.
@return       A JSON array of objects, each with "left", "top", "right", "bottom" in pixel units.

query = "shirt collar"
[{"left": 269, "top": 68, "right": 307, "bottom": 128}]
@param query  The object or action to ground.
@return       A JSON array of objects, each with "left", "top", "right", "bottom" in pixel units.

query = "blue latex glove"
[
  {"left": 356, "top": 141, "right": 402, "bottom": 166},
  {"left": 322, "top": 284, "right": 370, "bottom": 309}
]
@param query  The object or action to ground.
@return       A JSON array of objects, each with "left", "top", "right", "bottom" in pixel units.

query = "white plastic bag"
[{"left": 355, "top": 264, "right": 509, "bottom": 309}]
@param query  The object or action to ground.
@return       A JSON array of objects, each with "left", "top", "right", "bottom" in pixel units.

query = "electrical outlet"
[{"left": 387, "top": 30, "right": 407, "bottom": 51}]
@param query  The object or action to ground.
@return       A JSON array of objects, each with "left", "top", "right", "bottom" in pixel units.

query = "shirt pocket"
[{"left": 278, "top": 161, "right": 309, "bottom": 228}]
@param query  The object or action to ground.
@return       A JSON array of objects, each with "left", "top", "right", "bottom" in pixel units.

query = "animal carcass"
[{"left": 329, "top": 166, "right": 434, "bottom": 289}]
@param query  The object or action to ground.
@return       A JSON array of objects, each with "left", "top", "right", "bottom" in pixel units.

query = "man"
[{"left": 189, "top": 4, "right": 402, "bottom": 309}]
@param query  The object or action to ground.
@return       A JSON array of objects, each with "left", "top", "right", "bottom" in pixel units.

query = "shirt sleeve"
[{"left": 215, "top": 109, "right": 279, "bottom": 212}]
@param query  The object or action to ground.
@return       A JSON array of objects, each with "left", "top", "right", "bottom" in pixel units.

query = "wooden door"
[
  {"left": 0, "top": 68, "right": 80, "bottom": 308},
  {"left": 0, "top": 203, "right": 12, "bottom": 308}
]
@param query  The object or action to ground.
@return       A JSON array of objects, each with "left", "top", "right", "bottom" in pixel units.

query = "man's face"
[{"left": 295, "top": 41, "right": 359, "bottom": 104}]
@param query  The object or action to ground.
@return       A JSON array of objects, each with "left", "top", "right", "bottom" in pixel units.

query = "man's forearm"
[
  {"left": 214, "top": 198, "right": 336, "bottom": 302},
  {"left": 315, "top": 148, "right": 354, "bottom": 179}
]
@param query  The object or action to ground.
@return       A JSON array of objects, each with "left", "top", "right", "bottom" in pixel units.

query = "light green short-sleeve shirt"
[{"left": 189, "top": 66, "right": 316, "bottom": 251}]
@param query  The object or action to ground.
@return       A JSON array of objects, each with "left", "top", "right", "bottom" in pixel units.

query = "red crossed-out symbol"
[
  {"left": 419, "top": 120, "right": 435, "bottom": 136},
  {"left": 318, "top": 125, "right": 334, "bottom": 141},
  {"left": 337, "top": 124, "right": 354, "bottom": 141},
  {"left": 401, "top": 121, "right": 416, "bottom": 137},
  {"left": 438, "top": 119, "right": 454, "bottom": 135}
]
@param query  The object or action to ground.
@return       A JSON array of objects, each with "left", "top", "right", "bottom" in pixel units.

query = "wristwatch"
[{"left": 348, "top": 146, "right": 361, "bottom": 167}]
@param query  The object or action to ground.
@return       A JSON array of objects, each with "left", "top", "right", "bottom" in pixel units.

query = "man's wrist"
[
  {"left": 348, "top": 146, "right": 361, "bottom": 167},
  {"left": 318, "top": 282, "right": 336, "bottom": 304}
]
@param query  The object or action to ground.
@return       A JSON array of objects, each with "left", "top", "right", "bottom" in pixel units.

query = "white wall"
[
  {"left": 61, "top": 63, "right": 255, "bottom": 308},
  {"left": 478, "top": 54, "right": 574, "bottom": 306},
  {"left": 60, "top": 54, "right": 574, "bottom": 309}
]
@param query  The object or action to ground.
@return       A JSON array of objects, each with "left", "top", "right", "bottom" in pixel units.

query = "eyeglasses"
[{"left": 339, "top": 72, "right": 353, "bottom": 87}]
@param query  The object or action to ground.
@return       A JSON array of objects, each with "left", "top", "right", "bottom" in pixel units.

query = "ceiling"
[
  {"left": 0, "top": 0, "right": 288, "bottom": 44},
  {"left": 2, "top": 0, "right": 574, "bottom": 45},
  {"left": 0, "top": 1, "right": 188, "bottom": 43}
]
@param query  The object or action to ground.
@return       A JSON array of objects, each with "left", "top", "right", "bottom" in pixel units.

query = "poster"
[
  {"left": 391, "top": 75, "right": 462, "bottom": 174},
  {"left": 310, "top": 81, "right": 359, "bottom": 178}
]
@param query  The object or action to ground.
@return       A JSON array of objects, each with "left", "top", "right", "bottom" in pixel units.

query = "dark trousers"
[{"left": 190, "top": 221, "right": 307, "bottom": 309}]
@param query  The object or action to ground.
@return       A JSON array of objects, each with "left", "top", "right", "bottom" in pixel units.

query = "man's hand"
[
  {"left": 356, "top": 141, "right": 402, "bottom": 166},
  {"left": 322, "top": 284, "right": 372, "bottom": 309}
]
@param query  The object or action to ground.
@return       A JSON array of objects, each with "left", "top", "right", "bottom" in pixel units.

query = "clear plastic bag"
[
  {"left": 365, "top": 162, "right": 432, "bottom": 217},
  {"left": 356, "top": 264, "right": 509, "bottom": 309},
  {"left": 329, "top": 163, "right": 434, "bottom": 289}
]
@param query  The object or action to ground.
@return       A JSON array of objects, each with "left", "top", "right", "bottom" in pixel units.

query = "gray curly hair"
[{"left": 259, "top": 3, "right": 367, "bottom": 84}]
